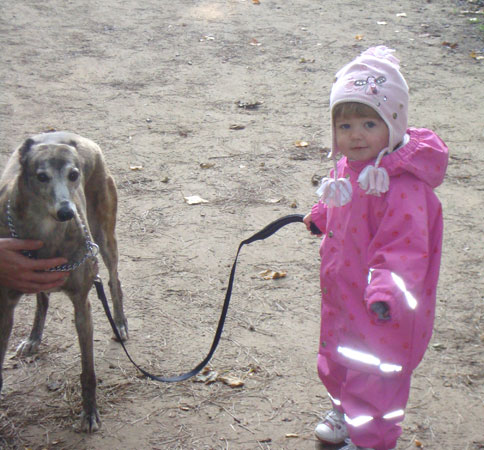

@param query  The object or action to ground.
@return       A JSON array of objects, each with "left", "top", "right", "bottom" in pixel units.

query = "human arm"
[
  {"left": 303, "top": 200, "right": 327, "bottom": 237},
  {"left": 0, "top": 238, "right": 69, "bottom": 293},
  {"left": 364, "top": 129, "right": 448, "bottom": 321},
  {"left": 364, "top": 179, "right": 443, "bottom": 322}
]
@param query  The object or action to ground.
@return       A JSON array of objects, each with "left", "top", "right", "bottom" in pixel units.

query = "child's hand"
[
  {"left": 370, "top": 301, "right": 390, "bottom": 321},
  {"left": 303, "top": 213, "right": 322, "bottom": 236}
]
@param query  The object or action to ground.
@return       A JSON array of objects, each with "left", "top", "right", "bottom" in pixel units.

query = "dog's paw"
[
  {"left": 80, "top": 409, "right": 101, "bottom": 433},
  {"left": 16, "top": 339, "right": 41, "bottom": 356},
  {"left": 112, "top": 321, "right": 128, "bottom": 342}
]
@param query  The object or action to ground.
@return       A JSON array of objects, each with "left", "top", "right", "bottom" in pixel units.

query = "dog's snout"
[{"left": 57, "top": 202, "right": 75, "bottom": 221}]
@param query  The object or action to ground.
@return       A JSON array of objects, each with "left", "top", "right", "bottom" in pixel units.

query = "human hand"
[
  {"left": 0, "top": 238, "right": 69, "bottom": 294},
  {"left": 303, "top": 212, "right": 322, "bottom": 236},
  {"left": 370, "top": 301, "right": 390, "bottom": 321}
]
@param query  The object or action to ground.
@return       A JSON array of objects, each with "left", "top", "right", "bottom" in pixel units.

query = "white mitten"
[
  {"left": 358, "top": 165, "right": 389, "bottom": 196},
  {"left": 317, "top": 176, "right": 352, "bottom": 207}
]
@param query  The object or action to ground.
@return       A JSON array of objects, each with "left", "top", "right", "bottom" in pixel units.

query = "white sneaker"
[{"left": 314, "top": 409, "right": 348, "bottom": 444}]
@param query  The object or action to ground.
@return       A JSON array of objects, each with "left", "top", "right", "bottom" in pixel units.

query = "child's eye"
[
  {"left": 339, "top": 124, "right": 350, "bottom": 130},
  {"left": 365, "top": 121, "right": 377, "bottom": 129}
]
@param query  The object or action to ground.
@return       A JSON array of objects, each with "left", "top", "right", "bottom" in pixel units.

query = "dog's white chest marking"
[{"left": 38, "top": 216, "right": 60, "bottom": 236}]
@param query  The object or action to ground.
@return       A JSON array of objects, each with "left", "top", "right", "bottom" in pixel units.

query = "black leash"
[{"left": 94, "top": 213, "right": 320, "bottom": 382}]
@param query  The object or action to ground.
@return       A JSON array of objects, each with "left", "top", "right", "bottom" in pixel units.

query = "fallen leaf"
[
  {"left": 252, "top": 0, "right": 260, "bottom": 4},
  {"left": 294, "top": 140, "right": 309, "bottom": 147},
  {"left": 442, "top": 41, "right": 458, "bottom": 49},
  {"left": 355, "top": 34, "right": 364, "bottom": 41},
  {"left": 259, "top": 269, "right": 287, "bottom": 280},
  {"left": 194, "top": 367, "right": 218, "bottom": 384},
  {"left": 236, "top": 100, "right": 263, "bottom": 109},
  {"left": 285, "top": 433, "right": 299, "bottom": 438},
  {"left": 266, "top": 198, "right": 282, "bottom": 204},
  {"left": 229, "top": 124, "right": 245, "bottom": 130},
  {"left": 461, "top": 9, "right": 484, "bottom": 14},
  {"left": 130, "top": 165, "right": 143, "bottom": 171},
  {"left": 249, "top": 38, "right": 261, "bottom": 46},
  {"left": 218, "top": 375, "right": 244, "bottom": 387},
  {"left": 200, "top": 162, "right": 215, "bottom": 169},
  {"left": 415, "top": 439, "right": 423, "bottom": 447},
  {"left": 432, "top": 342, "right": 446, "bottom": 351},
  {"left": 312, "top": 174, "right": 322, "bottom": 186},
  {"left": 184, "top": 195, "right": 209, "bottom": 205},
  {"left": 470, "top": 51, "right": 484, "bottom": 60}
]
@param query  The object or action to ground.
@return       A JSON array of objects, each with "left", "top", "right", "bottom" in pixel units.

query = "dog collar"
[{"left": 6, "top": 198, "right": 99, "bottom": 272}]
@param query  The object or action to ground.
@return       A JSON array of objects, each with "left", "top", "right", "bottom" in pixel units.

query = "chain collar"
[{"left": 6, "top": 199, "right": 99, "bottom": 272}]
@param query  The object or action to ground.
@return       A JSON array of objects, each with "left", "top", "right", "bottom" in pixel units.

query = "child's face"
[{"left": 334, "top": 114, "right": 389, "bottom": 161}]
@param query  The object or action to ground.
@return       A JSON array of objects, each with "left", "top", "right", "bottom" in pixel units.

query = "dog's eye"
[
  {"left": 68, "top": 170, "right": 79, "bottom": 182},
  {"left": 37, "top": 173, "right": 49, "bottom": 182}
]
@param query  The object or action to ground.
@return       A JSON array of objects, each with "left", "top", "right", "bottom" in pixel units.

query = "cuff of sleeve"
[{"left": 311, "top": 202, "right": 326, "bottom": 234}]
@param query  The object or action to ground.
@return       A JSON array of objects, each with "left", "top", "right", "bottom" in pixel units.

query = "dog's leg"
[
  {"left": 0, "top": 294, "right": 20, "bottom": 393},
  {"left": 88, "top": 176, "right": 128, "bottom": 341},
  {"left": 16, "top": 292, "right": 49, "bottom": 356},
  {"left": 102, "top": 234, "right": 128, "bottom": 342},
  {"left": 70, "top": 285, "right": 101, "bottom": 432}
]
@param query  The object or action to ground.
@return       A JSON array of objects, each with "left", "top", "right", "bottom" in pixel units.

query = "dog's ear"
[{"left": 18, "top": 138, "right": 35, "bottom": 166}]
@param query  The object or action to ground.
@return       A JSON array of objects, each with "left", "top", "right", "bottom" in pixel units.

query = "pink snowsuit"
[{"left": 311, "top": 128, "right": 448, "bottom": 450}]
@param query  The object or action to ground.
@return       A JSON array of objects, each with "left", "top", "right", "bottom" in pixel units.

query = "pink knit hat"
[{"left": 318, "top": 46, "right": 409, "bottom": 206}]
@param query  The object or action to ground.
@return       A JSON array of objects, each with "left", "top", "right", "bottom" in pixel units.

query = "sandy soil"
[{"left": 1, "top": 0, "right": 483, "bottom": 449}]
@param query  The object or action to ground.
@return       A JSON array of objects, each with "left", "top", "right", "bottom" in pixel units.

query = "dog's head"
[{"left": 18, "top": 138, "right": 82, "bottom": 222}]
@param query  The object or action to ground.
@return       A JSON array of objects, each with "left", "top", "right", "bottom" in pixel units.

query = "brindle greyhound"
[{"left": 0, "top": 131, "right": 127, "bottom": 432}]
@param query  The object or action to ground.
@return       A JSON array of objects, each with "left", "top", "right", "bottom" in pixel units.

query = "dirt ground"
[{"left": 1, "top": 0, "right": 483, "bottom": 449}]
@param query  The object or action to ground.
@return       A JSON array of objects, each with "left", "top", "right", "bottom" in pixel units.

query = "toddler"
[{"left": 303, "top": 46, "right": 448, "bottom": 450}]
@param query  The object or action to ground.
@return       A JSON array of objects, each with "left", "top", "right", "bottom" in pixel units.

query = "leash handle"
[{"left": 95, "top": 213, "right": 319, "bottom": 382}]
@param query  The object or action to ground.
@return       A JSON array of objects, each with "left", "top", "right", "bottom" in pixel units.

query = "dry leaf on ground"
[
  {"left": 218, "top": 375, "right": 244, "bottom": 388},
  {"left": 194, "top": 367, "right": 218, "bottom": 384},
  {"left": 184, "top": 195, "right": 209, "bottom": 205},
  {"left": 259, "top": 269, "right": 287, "bottom": 280}
]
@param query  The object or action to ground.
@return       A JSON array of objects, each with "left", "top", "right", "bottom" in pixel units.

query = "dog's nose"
[{"left": 57, "top": 204, "right": 75, "bottom": 221}]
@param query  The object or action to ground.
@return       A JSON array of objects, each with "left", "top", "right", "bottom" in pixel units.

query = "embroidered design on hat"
[{"left": 354, "top": 75, "right": 387, "bottom": 95}]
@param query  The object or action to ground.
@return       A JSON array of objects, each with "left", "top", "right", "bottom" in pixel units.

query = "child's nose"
[{"left": 350, "top": 127, "right": 363, "bottom": 139}]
